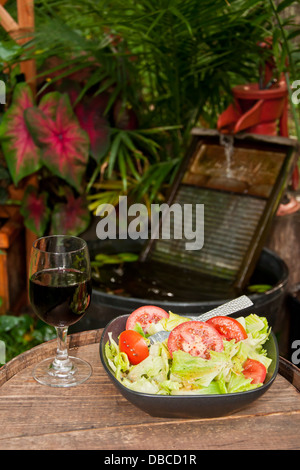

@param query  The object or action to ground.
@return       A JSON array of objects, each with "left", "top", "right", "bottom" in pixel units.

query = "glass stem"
[{"left": 52, "top": 327, "right": 72, "bottom": 371}]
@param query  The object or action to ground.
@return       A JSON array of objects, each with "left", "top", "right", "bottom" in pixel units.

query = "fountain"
[
  {"left": 219, "top": 134, "right": 234, "bottom": 178},
  {"left": 140, "top": 130, "right": 296, "bottom": 288},
  {"left": 70, "top": 130, "right": 298, "bottom": 337}
]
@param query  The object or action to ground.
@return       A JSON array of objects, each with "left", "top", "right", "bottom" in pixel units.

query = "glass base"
[{"left": 33, "top": 356, "right": 92, "bottom": 387}]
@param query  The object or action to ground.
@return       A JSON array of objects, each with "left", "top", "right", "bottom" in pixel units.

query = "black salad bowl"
[{"left": 99, "top": 314, "right": 279, "bottom": 419}]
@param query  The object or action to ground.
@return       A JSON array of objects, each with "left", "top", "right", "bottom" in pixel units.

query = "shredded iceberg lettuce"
[{"left": 104, "top": 313, "right": 273, "bottom": 395}]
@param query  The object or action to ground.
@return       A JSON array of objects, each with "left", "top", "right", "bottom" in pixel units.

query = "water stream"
[{"left": 219, "top": 134, "right": 234, "bottom": 178}]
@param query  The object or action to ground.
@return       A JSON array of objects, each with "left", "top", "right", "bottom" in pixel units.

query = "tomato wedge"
[
  {"left": 168, "top": 321, "right": 224, "bottom": 359},
  {"left": 242, "top": 359, "right": 267, "bottom": 384},
  {"left": 119, "top": 330, "right": 149, "bottom": 365},
  {"left": 126, "top": 305, "right": 169, "bottom": 334},
  {"left": 206, "top": 316, "right": 248, "bottom": 342}
]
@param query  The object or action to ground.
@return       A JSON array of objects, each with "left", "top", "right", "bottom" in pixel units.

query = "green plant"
[
  {"left": 247, "top": 284, "right": 273, "bottom": 293},
  {"left": 0, "top": 38, "right": 24, "bottom": 104},
  {"left": 10, "top": 1, "right": 272, "bottom": 205},
  {"left": 34, "top": 1, "right": 300, "bottom": 198},
  {"left": 3, "top": 0, "right": 300, "bottom": 215},
  {"left": 0, "top": 314, "right": 56, "bottom": 365},
  {"left": 268, "top": 0, "right": 300, "bottom": 141},
  {"left": 0, "top": 163, "right": 11, "bottom": 204},
  {"left": 0, "top": 81, "right": 95, "bottom": 235}
]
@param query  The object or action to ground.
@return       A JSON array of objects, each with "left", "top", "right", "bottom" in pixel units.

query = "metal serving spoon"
[{"left": 148, "top": 295, "right": 253, "bottom": 344}]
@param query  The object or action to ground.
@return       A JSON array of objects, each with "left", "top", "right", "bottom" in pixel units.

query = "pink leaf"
[
  {"left": 24, "top": 93, "right": 90, "bottom": 191},
  {"left": 38, "top": 91, "right": 61, "bottom": 119},
  {"left": 0, "top": 83, "right": 41, "bottom": 185},
  {"left": 73, "top": 94, "right": 111, "bottom": 163},
  {"left": 51, "top": 192, "right": 91, "bottom": 236},
  {"left": 20, "top": 185, "right": 50, "bottom": 236}
]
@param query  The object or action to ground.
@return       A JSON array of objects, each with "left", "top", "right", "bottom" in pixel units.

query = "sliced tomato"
[
  {"left": 206, "top": 316, "right": 248, "bottom": 342},
  {"left": 126, "top": 305, "right": 169, "bottom": 334},
  {"left": 119, "top": 330, "right": 149, "bottom": 365},
  {"left": 242, "top": 358, "right": 267, "bottom": 384},
  {"left": 168, "top": 321, "right": 224, "bottom": 359}
]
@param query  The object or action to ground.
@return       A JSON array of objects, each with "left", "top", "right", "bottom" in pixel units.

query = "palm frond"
[{"left": 19, "top": 0, "right": 300, "bottom": 204}]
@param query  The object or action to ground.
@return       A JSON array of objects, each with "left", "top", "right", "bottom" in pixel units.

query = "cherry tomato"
[
  {"left": 126, "top": 305, "right": 169, "bottom": 334},
  {"left": 206, "top": 316, "right": 248, "bottom": 342},
  {"left": 119, "top": 330, "right": 149, "bottom": 365},
  {"left": 168, "top": 321, "right": 224, "bottom": 359},
  {"left": 242, "top": 359, "right": 267, "bottom": 384}
]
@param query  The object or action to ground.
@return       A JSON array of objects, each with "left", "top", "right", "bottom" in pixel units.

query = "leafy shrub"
[{"left": 0, "top": 314, "right": 56, "bottom": 366}]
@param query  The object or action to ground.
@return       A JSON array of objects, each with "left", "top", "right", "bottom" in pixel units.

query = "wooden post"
[
  {"left": 16, "top": 0, "right": 36, "bottom": 93},
  {"left": 0, "top": 1, "right": 37, "bottom": 308},
  {"left": 0, "top": 0, "right": 36, "bottom": 91}
]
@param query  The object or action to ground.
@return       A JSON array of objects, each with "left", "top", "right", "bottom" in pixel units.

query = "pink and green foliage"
[
  {"left": 74, "top": 94, "right": 111, "bottom": 164},
  {"left": 20, "top": 185, "right": 50, "bottom": 237},
  {"left": 51, "top": 189, "right": 91, "bottom": 236},
  {"left": 1, "top": 83, "right": 91, "bottom": 192},
  {"left": 25, "top": 92, "right": 90, "bottom": 192},
  {"left": 0, "top": 83, "right": 41, "bottom": 185},
  {"left": 67, "top": 88, "right": 111, "bottom": 164},
  {"left": 0, "top": 82, "right": 110, "bottom": 236},
  {"left": 38, "top": 91, "right": 62, "bottom": 120}
]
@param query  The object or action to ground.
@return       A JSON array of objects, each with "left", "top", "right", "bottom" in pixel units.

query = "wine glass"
[{"left": 29, "top": 235, "right": 92, "bottom": 387}]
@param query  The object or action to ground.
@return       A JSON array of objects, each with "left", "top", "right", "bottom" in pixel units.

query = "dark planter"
[{"left": 70, "top": 239, "right": 288, "bottom": 334}]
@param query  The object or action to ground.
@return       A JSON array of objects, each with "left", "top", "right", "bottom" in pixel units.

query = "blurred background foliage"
[
  {"left": 0, "top": 313, "right": 56, "bottom": 365},
  {"left": 0, "top": 0, "right": 299, "bottom": 362},
  {"left": 0, "top": 0, "right": 300, "bottom": 211}
]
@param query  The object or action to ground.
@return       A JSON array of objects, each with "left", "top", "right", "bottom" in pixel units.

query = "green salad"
[{"left": 104, "top": 309, "right": 272, "bottom": 395}]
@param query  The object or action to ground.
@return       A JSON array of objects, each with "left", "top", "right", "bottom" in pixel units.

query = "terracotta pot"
[
  {"left": 217, "top": 76, "right": 299, "bottom": 203},
  {"left": 217, "top": 79, "right": 288, "bottom": 137}
]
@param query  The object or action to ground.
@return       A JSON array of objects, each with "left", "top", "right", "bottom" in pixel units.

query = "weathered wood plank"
[
  {"left": 0, "top": 329, "right": 102, "bottom": 386},
  {"left": 0, "top": 411, "right": 299, "bottom": 450},
  {"left": 0, "top": 331, "right": 299, "bottom": 450}
]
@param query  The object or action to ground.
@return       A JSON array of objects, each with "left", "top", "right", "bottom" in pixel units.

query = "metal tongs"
[{"left": 149, "top": 295, "right": 253, "bottom": 344}]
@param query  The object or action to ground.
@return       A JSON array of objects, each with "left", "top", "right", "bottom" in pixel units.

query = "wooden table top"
[{"left": 0, "top": 329, "right": 299, "bottom": 451}]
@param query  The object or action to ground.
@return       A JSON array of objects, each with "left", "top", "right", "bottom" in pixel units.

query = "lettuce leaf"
[
  {"left": 235, "top": 314, "right": 272, "bottom": 370},
  {"left": 234, "top": 339, "right": 272, "bottom": 370},
  {"left": 170, "top": 338, "right": 248, "bottom": 390},
  {"left": 170, "top": 381, "right": 224, "bottom": 395},
  {"left": 127, "top": 353, "right": 168, "bottom": 383},
  {"left": 121, "top": 376, "right": 160, "bottom": 394},
  {"left": 170, "top": 349, "right": 223, "bottom": 387},
  {"left": 158, "top": 311, "right": 191, "bottom": 332},
  {"left": 227, "top": 371, "right": 260, "bottom": 393},
  {"left": 237, "top": 314, "right": 270, "bottom": 347},
  {"left": 159, "top": 379, "right": 181, "bottom": 394},
  {"left": 105, "top": 332, "right": 130, "bottom": 380},
  {"left": 132, "top": 321, "right": 148, "bottom": 338},
  {"left": 104, "top": 314, "right": 273, "bottom": 395},
  {"left": 133, "top": 311, "right": 191, "bottom": 336}
]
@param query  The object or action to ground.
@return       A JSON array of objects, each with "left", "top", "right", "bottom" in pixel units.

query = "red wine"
[{"left": 30, "top": 268, "right": 92, "bottom": 327}]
